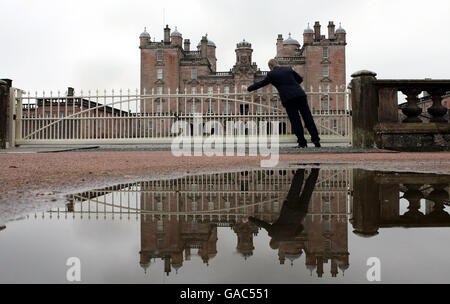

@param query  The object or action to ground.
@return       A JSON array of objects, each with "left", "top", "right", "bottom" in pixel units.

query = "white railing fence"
[{"left": 12, "top": 86, "right": 351, "bottom": 145}]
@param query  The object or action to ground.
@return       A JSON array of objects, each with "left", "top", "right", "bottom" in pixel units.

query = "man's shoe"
[
  {"left": 297, "top": 143, "right": 308, "bottom": 149},
  {"left": 313, "top": 142, "right": 321, "bottom": 148}
]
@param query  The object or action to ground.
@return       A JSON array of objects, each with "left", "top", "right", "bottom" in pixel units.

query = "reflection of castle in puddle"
[{"left": 44, "top": 168, "right": 450, "bottom": 278}]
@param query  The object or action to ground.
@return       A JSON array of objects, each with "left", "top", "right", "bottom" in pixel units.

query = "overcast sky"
[{"left": 1, "top": 0, "right": 450, "bottom": 93}]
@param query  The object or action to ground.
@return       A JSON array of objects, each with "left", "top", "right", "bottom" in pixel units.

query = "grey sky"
[{"left": 1, "top": 0, "right": 450, "bottom": 93}]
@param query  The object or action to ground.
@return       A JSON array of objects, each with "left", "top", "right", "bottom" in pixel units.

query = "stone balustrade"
[
  {"left": 350, "top": 70, "right": 450, "bottom": 151},
  {"left": 374, "top": 79, "right": 450, "bottom": 123}
]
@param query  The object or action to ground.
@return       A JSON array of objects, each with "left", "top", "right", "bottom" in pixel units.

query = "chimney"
[
  {"left": 67, "top": 87, "right": 74, "bottom": 97},
  {"left": 276, "top": 34, "right": 283, "bottom": 56},
  {"left": 328, "top": 21, "right": 335, "bottom": 39},
  {"left": 164, "top": 25, "right": 170, "bottom": 44},
  {"left": 200, "top": 35, "right": 208, "bottom": 58},
  {"left": 314, "top": 21, "right": 321, "bottom": 41},
  {"left": 184, "top": 39, "right": 190, "bottom": 52}
]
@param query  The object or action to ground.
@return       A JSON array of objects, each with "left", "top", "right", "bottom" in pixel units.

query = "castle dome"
[
  {"left": 236, "top": 39, "right": 252, "bottom": 49},
  {"left": 283, "top": 33, "right": 300, "bottom": 46},
  {"left": 197, "top": 39, "right": 216, "bottom": 47},
  {"left": 303, "top": 23, "right": 314, "bottom": 34},
  {"left": 335, "top": 23, "right": 346, "bottom": 34},
  {"left": 139, "top": 27, "right": 150, "bottom": 39},
  {"left": 170, "top": 27, "right": 182, "bottom": 37}
]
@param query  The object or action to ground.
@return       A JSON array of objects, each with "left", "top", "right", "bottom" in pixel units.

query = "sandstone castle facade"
[{"left": 139, "top": 21, "right": 347, "bottom": 114}]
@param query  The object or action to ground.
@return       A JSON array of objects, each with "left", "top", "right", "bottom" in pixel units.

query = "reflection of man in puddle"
[{"left": 246, "top": 168, "right": 319, "bottom": 261}]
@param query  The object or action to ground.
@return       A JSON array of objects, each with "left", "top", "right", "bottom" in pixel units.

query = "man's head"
[{"left": 268, "top": 59, "right": 279, "bottom": 71}]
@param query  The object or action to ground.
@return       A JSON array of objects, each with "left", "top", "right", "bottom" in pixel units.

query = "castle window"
[
  {"left": 324, "top": 201, "right": 331, "bottom": 213},
  {"left": 224, "top": 86, "right": 230, "bottom": 95},
  {"left": 208, "top": 86, "right": 213, "bottom": 95},
  {"left": 323, "top": 84, "right": 329, "bottom": 94},
  {"left": 258, "top": 203, "right": 264, "bottom": 213},
  {"left": 191, "top": 102, "right": 197, "bottom": 113},
  {"left": 257, "top": 88, "right": 263, "bottom": 96},
  {"left": 208, "top": 103, "right": 214, "bottom": 113},
  {"left": 157, "top": 220, "right": 163, "bottom": 232},
  {"left": 192, "top": 201, "right": 197, "bottom": 211},
  {"left": 208, "top": 202, "right": 214, "bottom": 211},
  {"left": 325, "top": 219, "right": 331, "bottom": 232},
  {"left": 322, "top": 66, "right": 329, "bottom": 77},
  {"left": 323, "top": 47, "right": 329, "bottom": 59},
  {"left": 157, "top": 50, "right": 163, "bottom": 61},
  {"left": 157, "top": 87, "right": 163, "bottom": 95},
  {"left": 273, "top": 201, "right": 279, "bottom": 212},
  {"left": 323, "top": 101, "right": 329, "bottom": 111},
  {"left": 157, "top": 69, "right": 163, "bottom": 80},
  {"left": 191, "top": 87, "right": 197, "bottom": 94},
  {"left": 333, "top": 119, "right": 337, "bottom": 129},
  {"left": 224, "top": 102, "right": 230, "bottom": 114},
  {"left": 156, "top": 103, "right": 163, "bottom": 113},
  {"left": 191, "top": 68, "right": 197, "bottom": 80},
  {"left": 257, "top": 104, "right": 263, "bottom": 113}
]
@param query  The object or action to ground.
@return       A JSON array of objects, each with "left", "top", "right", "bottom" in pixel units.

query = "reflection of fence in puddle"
[{"left": 32, "top": 168, "right": 352, "bottom": 223}]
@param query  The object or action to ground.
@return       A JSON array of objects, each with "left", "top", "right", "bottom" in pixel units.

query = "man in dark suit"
[{"left": 247, "top": 59, "right": 320, "bottom": 148}]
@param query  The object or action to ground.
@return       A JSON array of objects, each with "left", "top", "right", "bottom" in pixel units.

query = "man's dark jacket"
[{"left": 247, "top": 66, "right": 306, "bottom": 106}]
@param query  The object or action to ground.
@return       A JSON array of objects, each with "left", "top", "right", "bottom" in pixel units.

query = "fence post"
[
  {"left": 350, "top": 70, "right": 378, "bottom": 148},
  {"left": 0, "top": 79, "right": 12, "bottom": 149}
]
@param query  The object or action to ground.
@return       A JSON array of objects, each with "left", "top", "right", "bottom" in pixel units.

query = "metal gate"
[{"left": 11, "top": 86, "right": 352, "bottom": 146}]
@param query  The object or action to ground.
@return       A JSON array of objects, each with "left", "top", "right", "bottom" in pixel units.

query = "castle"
[{"left": 139, "top": 21, "right": 347, "bottom": 114}]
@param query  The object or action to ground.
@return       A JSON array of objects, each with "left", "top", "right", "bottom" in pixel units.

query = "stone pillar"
[
  {"left": 350, "top": 70, "right": 378, "bottom": 148},
  {"left": 400, "top": 88, "right": 422, "bottom": 123},
  {"left": 0, "top": 79, "right": 12, "bottom": 149},
  {"left": 428, "top": 89, "right": 448, "bottom": 122},
  {"left": 351, "top": 169, "right": 380, "bottom": 237}
]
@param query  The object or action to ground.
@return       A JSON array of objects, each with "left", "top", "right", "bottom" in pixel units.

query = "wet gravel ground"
[{"left": 1, "top": 149, "right": 450, "bottom": 223}]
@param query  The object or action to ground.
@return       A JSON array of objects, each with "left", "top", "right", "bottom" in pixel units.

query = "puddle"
[{"left": 0, "top": 167, "right": 449, "bottom": 283}]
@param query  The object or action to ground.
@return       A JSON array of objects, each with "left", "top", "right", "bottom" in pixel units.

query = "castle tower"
[
  {"left": 170, "top": 26, "right": 183, "bottom": 47},
  {"left": 303, "top": 23, "right": 314, "bottom": 45},
  {"left": 235, "top": 39, "right": 253, "bottom": 66},
  {"left": 336, "top": 23, "right": 347, "bottom": 43},
  {"left": 139, "top": 27, "right": 150, "bottom": 47}
]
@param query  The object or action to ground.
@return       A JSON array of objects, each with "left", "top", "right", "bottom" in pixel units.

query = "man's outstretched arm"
[
  {"left": 248, "top": 216, "right": 272, "bottom": 232},
  {"left": 247, "top": 75, "right": 271, "bottom": 92}
]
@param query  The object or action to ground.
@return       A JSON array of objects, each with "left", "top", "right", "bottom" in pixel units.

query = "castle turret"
[
  {"left": 235, "top": 39, "right": 253, "bottom": 66},
  {"left": 282, "top": 33, "right": 300, "bottom": 56},
  {"left": 303, "top": 23, "right": 314, "bottom": 45},
  {"left": 206, "top": 37, "right": 217, "bottom": 72},
  {"left": 170, "top": 26, "right": 183, "bottom": 47},
  {"left": 336, "top": 23, "right": 347, "bottom": 43},
  {"left": 139, "top": 27, "right": 150, "bottom": 47}
]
